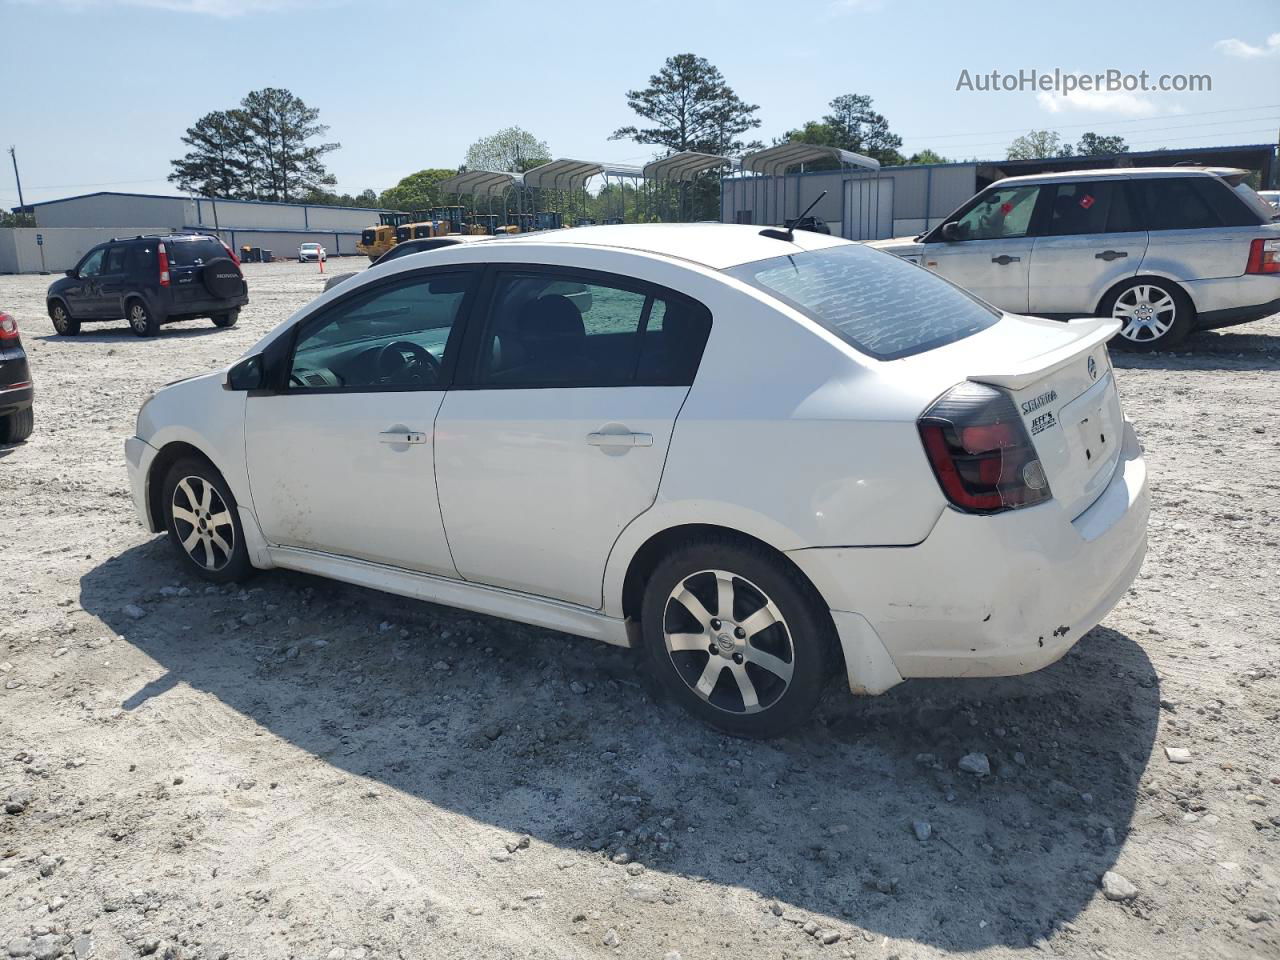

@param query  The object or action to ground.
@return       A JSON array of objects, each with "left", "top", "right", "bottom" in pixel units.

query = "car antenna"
[{"left": 760, "top": 191, "right": 827, "bottom": 242}]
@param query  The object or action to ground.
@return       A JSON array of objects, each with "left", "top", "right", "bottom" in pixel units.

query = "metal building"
[{"left": 24, "top": 190, "right": 388, "bottom": 259}]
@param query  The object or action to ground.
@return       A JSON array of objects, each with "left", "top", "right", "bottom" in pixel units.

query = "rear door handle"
[
  {"left": 1095, "top": 250, "right": 1129, "bottom": 261},
  {"left": 587, "top": 431, "right": 653, "bottom": 447},
  {"left": 991, "top": 255, "right": 1021, "bottom": 265},
  {"left": 379, "top": 429, "right": 428, "bottom": 445}
]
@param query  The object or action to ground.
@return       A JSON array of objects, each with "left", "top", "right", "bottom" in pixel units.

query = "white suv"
[{"left": 871, "top": 168, "right": 1280, "bottom": 350}]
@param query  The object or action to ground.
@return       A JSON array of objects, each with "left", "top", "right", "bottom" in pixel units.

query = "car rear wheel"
[
  {"left": 211, "top": 309, "right": 239, "bottom": 328},
  {"left": 161, "top": 457, "right": 253, "bottom": 583},
  {"left": 0, "top": 407, "right": 34, "bottom": 444},
  {"left": 1102, "top": 279, "right": 1193, "bottom": 351},
  {"left": 127, "top": 299, "right": 160, "bottom": 337},
  {"left": 640, "top": 538, "right": 834, "bottom": 737},
  {"left": 49, "top": 302, "right": 79, "bottom": 336}
]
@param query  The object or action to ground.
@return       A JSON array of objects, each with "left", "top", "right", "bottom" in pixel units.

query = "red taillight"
[
  {"left": 220, "top": 240, "right": 241, "bottom": 266},
  {"left": 918, "top": 382, "right": 1051, "bottom": 513},
  {"left": 0, "top": 311, "right": 17, "bottom": 341},
  {"left": 1245, "top": 237, "right": 1280, "bottom": 275},
  {"left": 157, "top": 243, "right": 171, "bottom": 286}
]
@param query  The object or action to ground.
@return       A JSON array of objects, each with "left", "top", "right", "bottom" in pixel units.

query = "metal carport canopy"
[
  {"left": 436, "top": 170, "right": 521, "bottom": 197},
  {"left": 642, "top": 151, "right": 730, "bottom": 182},
  {"left": 521, "top": 159, "right": 603, "bottom": 190},
  {"left": 740, "top": 142, "right": 880, "bottom": 175}
]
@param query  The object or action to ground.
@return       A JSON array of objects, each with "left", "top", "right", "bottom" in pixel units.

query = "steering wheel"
[{"left": 376, "top": 340, "right": 440, "bottom": 384}]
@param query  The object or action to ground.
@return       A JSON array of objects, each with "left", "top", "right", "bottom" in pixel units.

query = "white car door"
[
  {"left": 243, "top": 269, "right": 477, "bottom": 576},
  {"left": 923, "top": 182, "right": 1044, "bottom": 313},
  {"left": 434, "top": 267, "right": 711, "bottom": 608},
  {"left": 1028, "top": 179, "right": 1146, "bottom": 316}
]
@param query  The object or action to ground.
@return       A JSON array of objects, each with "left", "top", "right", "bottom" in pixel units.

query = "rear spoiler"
[{"left": 969, "top": 317, "right": 1121, "bottom": 391}]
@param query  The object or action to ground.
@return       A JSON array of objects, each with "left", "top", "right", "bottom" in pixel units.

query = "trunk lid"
[{"left": 968, "top": 316, "right": 1123, "bottom": 519}]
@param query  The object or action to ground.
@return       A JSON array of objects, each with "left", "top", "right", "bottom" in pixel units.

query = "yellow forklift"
[{"left": 357, "top": 212, "right": 411, "bottom": 261}]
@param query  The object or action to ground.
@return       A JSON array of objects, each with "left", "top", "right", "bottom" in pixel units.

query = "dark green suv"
[{"left": 46, "top": 234, "right": 248, "bottom": 337}]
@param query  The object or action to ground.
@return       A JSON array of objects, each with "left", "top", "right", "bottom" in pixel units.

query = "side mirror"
[
  {"left": 940, "top": 221, "right": 962, "bottom": 242},
  {"left": 65, "top": 269, "right": 77, "bottom": 278},
  {"left": 226, "top": 354, "right": 266, "bottom": 391}
]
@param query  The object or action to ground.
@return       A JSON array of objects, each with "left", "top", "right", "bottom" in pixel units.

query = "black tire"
[
  {"left": 0, "top": 406, "right": 34, "bottom": 444},
  {"left": 640, "top": 537, "right": 834, "bottom": 738},
  {"left": 49, "top": 301, "right": 79, "bottom": 336},
  {"left": 1100, "top": 278, "right": 1195, "bottom": 352},
  {"left": 200, "top": 258, "right": 243, "bottom": 299},
  {"left": 161, "top": 456, "right": 254, "bottom": 583},
  {"left": 127, "top": 298, "right": 161, "bottom": 337},
  {"left": 212, "top": 309, "right": 239, "bottom": 328}
]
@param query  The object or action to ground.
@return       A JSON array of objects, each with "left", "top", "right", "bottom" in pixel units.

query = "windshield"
[{"left": 726, "top": 243, "right": 1000, "bottom": 361}]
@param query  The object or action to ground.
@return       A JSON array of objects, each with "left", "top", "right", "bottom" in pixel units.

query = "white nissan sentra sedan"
[{"left": 125, "top": 223, "right": 1149, "bottom": 736}]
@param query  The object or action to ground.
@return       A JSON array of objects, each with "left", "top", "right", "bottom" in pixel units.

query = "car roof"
[
  {"left": 992, "top": 166, "right": 1247, "bottom": 187},
  {"left": 488, "top": 222, "right": 848, "bottom": 270}
]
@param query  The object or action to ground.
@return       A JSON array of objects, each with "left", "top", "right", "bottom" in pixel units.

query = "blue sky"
[{"left": 1, "top": 0, "right": 1277, "bottom": 207}]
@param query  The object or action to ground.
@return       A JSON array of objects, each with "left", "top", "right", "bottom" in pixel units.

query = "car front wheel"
[
  {"left": 1102, "top": 279, "right": 1193, "bottom": 351},
  {"left": 641, "top": 539, "right": 834, "bottom": 737},
  {"left": 161, "top": 457, "right": 253, "bottom": 582},
  {"left": 50, "top": 302, "right": 79, "bottom": 336}
]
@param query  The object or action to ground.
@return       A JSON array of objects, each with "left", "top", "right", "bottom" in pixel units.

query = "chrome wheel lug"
[
  {"left": 732, "top": 652, "right": 744, "bottom": 665},
  {"left": 708, "top": 643, "right": 719, "bottom": 656},
  {"left": 734, "top": 627, "right": 745, "bottom": 639},
  {"left": 710, "top": 618, "right": 721, "bottom": 630}
]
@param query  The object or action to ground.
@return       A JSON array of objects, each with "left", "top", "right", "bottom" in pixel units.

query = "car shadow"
[
  {"left": 1111, "top": 324, "right": 1280, "bottom": 372},
  {"left": 80, "top": 539, "right": 1158, "bottom": 952},
  {"left": 35, "top": 324, "right": 229, "bottom": 344}
]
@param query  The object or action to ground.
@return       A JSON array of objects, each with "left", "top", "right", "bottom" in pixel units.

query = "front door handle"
[
  {"left": 1095, "top": 250, "right": 1129, "bottom": 261},
  {"left": 379, "top": 429, "right": 428, "bottom": 445},
  {"left": 587, "top": 431, "right": 653, "bottom": 447},
  {"left": 991, "top": 255, "right": 1022, "bottom": 265}
]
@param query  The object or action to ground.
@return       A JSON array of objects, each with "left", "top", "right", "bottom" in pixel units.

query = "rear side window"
[
  {"left": 166, "top": 238, "right": 226, "bottom": 266},
  {"left": 1043, "top": 181, "right": 1122, "bottom": 236},
  {"left": 1132, "top": 178, "right": 1227, "bottom": 230},
  {"left": 728, "top": 244, "right": 999, "bottom": 361},
  {"left": 471, "top": 271, "right": 710, "bottom": 387},
  {"left": 104, "top": 245, "right": 128, "bottom": 273},
  {"left": 124, "top": 243, "right": 156, "bottom": 275}
]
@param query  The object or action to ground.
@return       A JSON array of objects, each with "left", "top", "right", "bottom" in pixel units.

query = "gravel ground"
[{"left": 2, "top": 259, "right": 1278, "bottom": 960}]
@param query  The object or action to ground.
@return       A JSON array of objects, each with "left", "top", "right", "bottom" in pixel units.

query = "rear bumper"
[
  {"left": 125, "top": 435, "right": 160, "bottom": 531},
  {"left": 790, "top": 418, "right": 1149, "bottom": 685},
  {"left": 155, "top": 290, "right": 248, "bottom": 319},
  {"left": 1184, "top": 275, "right": 1280, "bottom": 328},
  {"left": 0, "top": 381, "right": 33, "bottom": 417}
]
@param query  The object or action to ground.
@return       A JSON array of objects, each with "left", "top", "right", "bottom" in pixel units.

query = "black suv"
[{"left": 46, "top": 234, "right": 248, "bottom": 337}]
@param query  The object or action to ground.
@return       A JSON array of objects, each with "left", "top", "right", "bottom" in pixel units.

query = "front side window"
[
  {"left": 727, "top": 243, "right": 999, "bottom": 361},
  {"left": 288, "top": 272, "right": 471, "bottom": 391},
  {"left": 948, "top": 185, "right": 1042, "bottom": 240},
  {"left": 78, "top": 248, "right": 105, "bottom": 277},
  {"left": 472, "top": 271, "right": 710, "bottom": 387}
]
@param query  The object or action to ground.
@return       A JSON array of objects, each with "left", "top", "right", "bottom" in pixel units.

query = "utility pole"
[{"left": 8, "top": 146, "right": 27, "bottom": 219}]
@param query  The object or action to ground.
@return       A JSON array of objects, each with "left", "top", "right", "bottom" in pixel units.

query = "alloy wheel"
[
  {"left": 663, "top": 569, "right": 795, "bottom": 715},
  {"left": 52, "top": 305, "right": 69, "bottom": 332},
  {"left": 129, "top": 303, "right": 149, "bottom": 333},
  {"left": 1113, "top": 284, "right": 1176, "bottom": 343},
  {"left": 171, "top": 476, "right": 235, "bottom": 571}
]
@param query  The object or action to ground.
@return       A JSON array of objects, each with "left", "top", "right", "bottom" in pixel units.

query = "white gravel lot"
[{"left": 2, "top": 259, "right": 1278, "bottom": 960}]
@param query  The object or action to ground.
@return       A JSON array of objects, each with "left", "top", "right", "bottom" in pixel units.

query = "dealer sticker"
[{"left": 1030, "top": 411, "right": 1057, "bottom": 435}]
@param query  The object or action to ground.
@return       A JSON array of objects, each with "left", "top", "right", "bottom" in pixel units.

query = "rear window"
[
  {"left": 727, "top": 243, "right": 999, "bottom": 361},
  {"left": 166, "top": 238, "right": 226, "bottom": 266}
]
